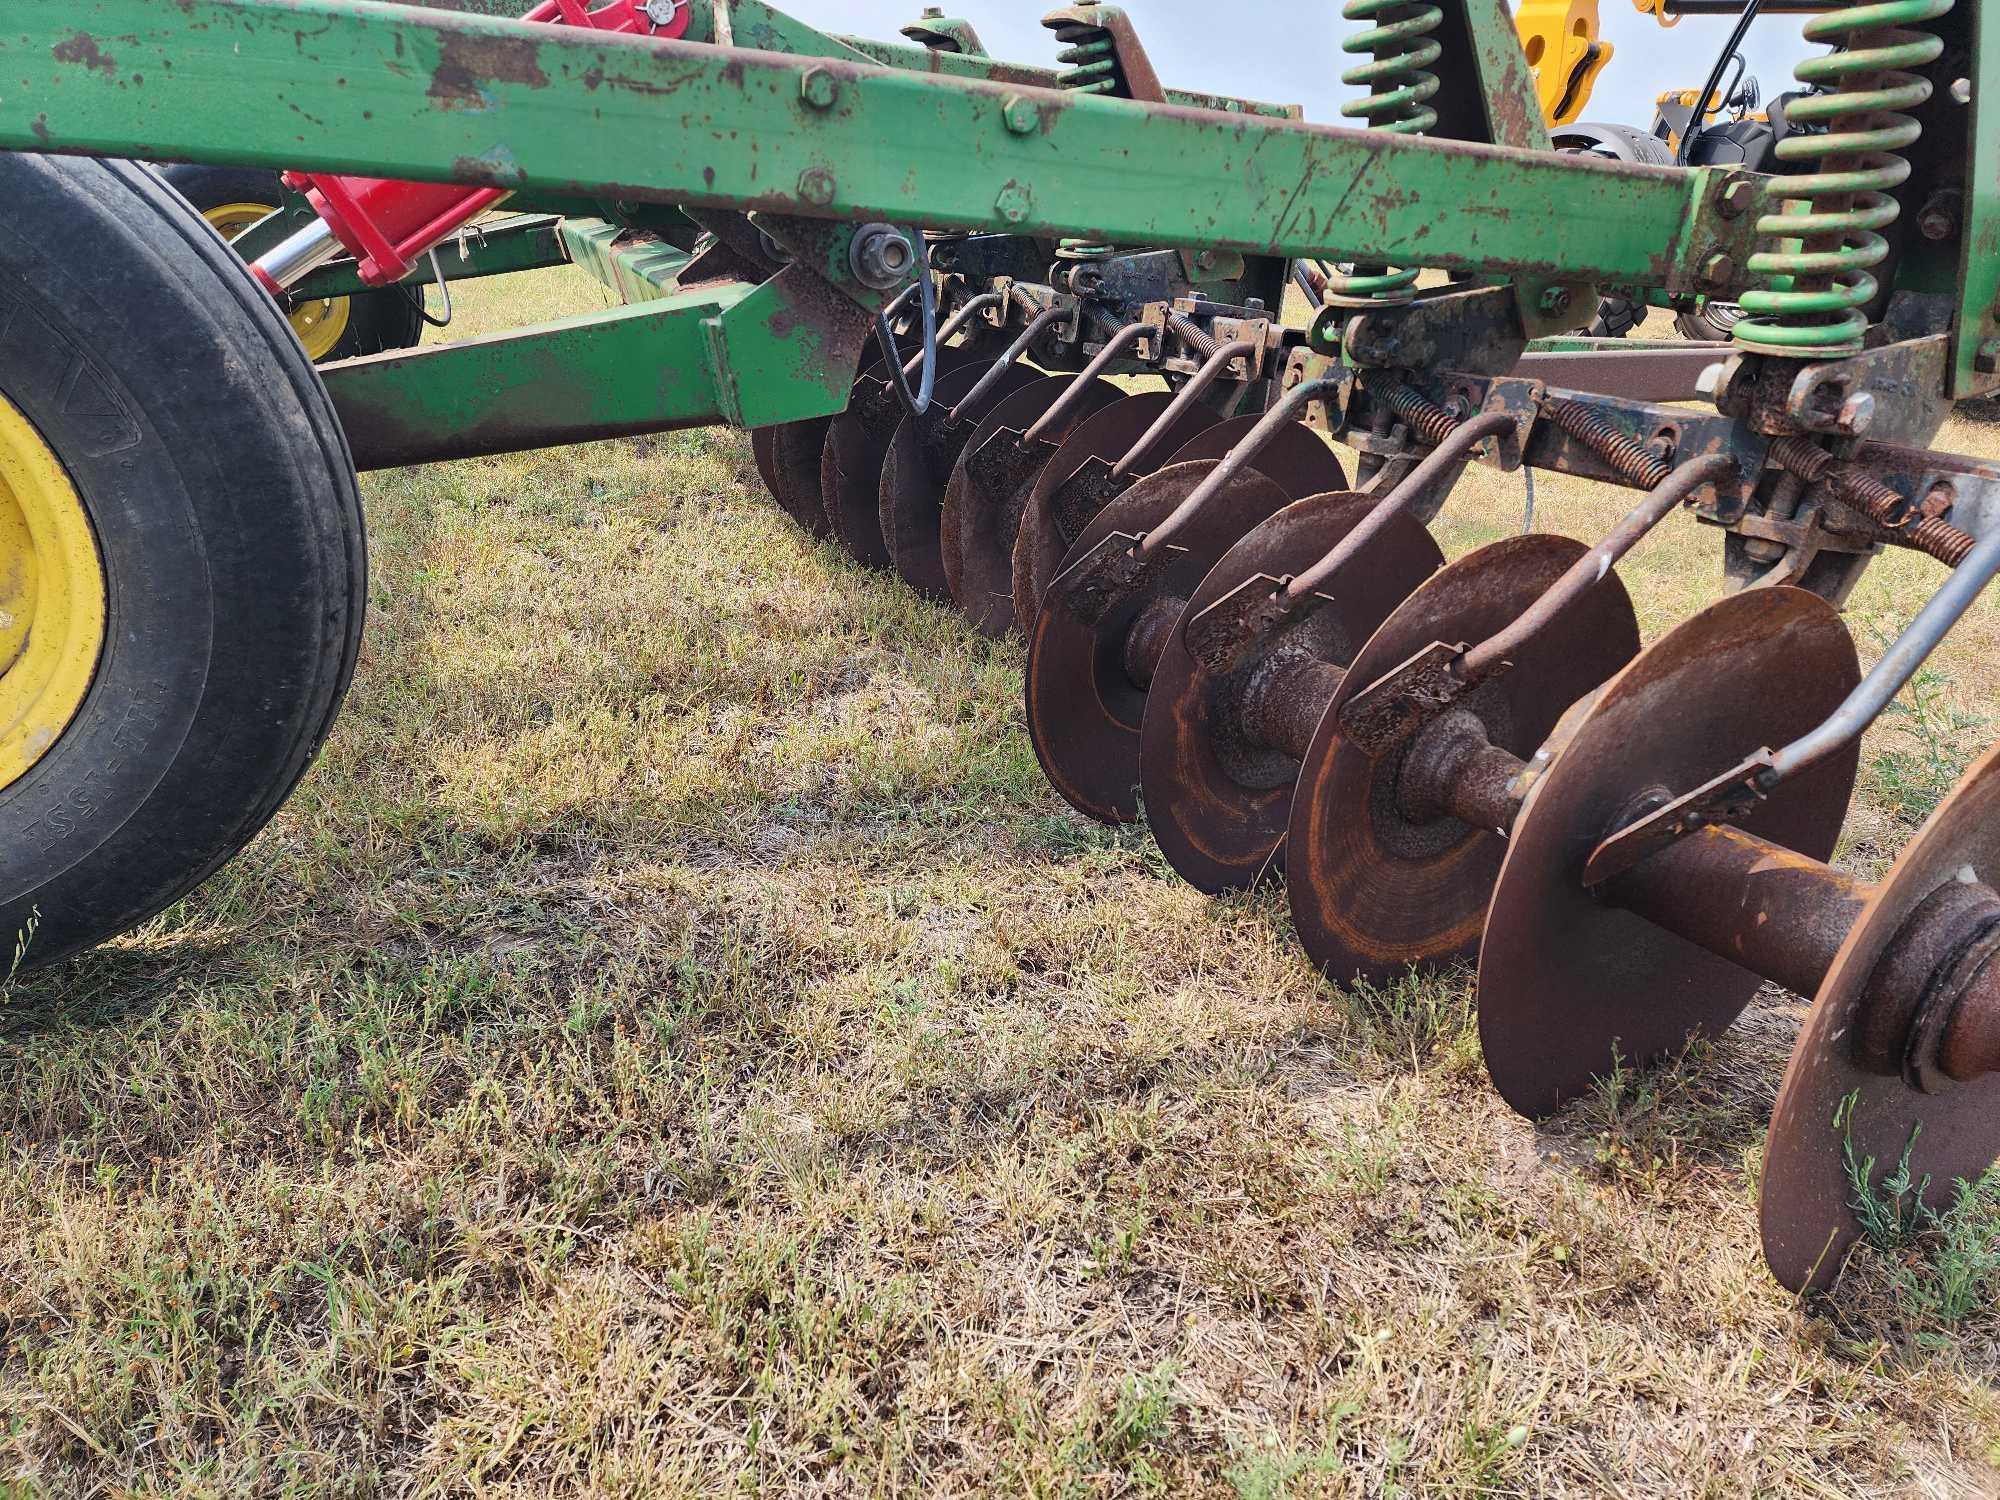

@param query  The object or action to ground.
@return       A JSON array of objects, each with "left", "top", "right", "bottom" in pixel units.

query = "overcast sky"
[{"left": 776, "top": 2, "right": 1815, "bottom": 128}]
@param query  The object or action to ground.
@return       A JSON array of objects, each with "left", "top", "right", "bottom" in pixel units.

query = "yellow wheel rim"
[
  {"left": 0, "top": 393, "right": 107, "bottom": 792},
  {"left": 203, "top": 202, "right": 353, "bottom": 362}
]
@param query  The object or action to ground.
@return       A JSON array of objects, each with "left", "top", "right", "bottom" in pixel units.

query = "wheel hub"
[
  {"left": 203, "top": 202, "right": 353, "bottom": 362},
  {"left": 0, "top": 392, "right": 106, "bottom": 793}
]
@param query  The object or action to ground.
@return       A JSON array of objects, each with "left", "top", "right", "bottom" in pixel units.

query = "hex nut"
[
  {"left": 798, "top": 168, "right": 838, "bottom": 208},
  {"left": 1002, "top": 96, "right": 1042, "bottom": 135},
  {"left": 801, "top": 68, "right": 839, "bottom": 110},
  {"left": 849, "top": 225, "right": 916, "bottom": 290},
  {"left": 994, "top": 182, "right": 1034, "bottom": 225}
]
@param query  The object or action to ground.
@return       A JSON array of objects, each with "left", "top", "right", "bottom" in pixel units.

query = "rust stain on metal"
[
  {"left": 52, "top": 32, "right": 117, "bottom": 74},
  {"left": 428, "top": 34, "right": 549, "bottom": 109},
  {"left": 580, "top": 62, "right": 707, "bottom": 98}
]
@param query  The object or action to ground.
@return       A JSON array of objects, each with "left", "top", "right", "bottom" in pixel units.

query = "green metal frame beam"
[
  {"left": 325, "top": 260, "right": 863, "bottom": 467},
  {"left": 558, "top": 217, "right": 694, "bottom": 304},
  {"left": 823, "top": 33, "right": 1301, "bottom": 119},
  {"left": 1956, "top": 1, "right": 2000, "bottom": 398},
  {"left": 4, "top": 0, "right": 1775, "bottom": 295},
  {"left": 325, "top": 288, "right": 742, "bottom": 470}
]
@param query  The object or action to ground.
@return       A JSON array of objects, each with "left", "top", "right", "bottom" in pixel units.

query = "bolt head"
[
  {"left": 1695, "top": 361, "right": 1728, "bottom": 399},
  {"left": 800, "top": 68, "right": 839, "bottom": 110},
  {"left": 797, "top": 168, "right": 837, "bottom": 208},
  {"left": 1837, "top": 392, "right": 1877, "bottom": 436},
  {"left": 994, "top": 181, "right": 1034, "bottom": 225},
  {"left": 1002, "top": 95, "right": 1042, "bottom": 135},
  {"left": 1700, "top": 252, "right": 1735, "bottom": 288},
  {"left": 1976, "top": 339, "right": 2000, "bottom": 376},
  {"left": 1718, "top": 179, "right": 1757, "bottom": 219},
  {"left": 1952, "top": 77, "right": 1973, "bottom": 106},
  {"left": 1538, "top": 286, "right": 1573, "bottom": 316}
]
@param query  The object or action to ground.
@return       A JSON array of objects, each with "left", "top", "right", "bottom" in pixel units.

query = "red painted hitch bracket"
[{"left": 252, "top": 0, "right": 689, "bottom": 295}]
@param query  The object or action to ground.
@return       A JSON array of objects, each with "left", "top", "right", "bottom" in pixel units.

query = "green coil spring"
[
  {"left": 1325, "top": 1, "right": 1443, "bottom": 306},
  {"left": 1733, "top": 0, "right": 1953, "bottom": 357},
  {"left": 1046, "top": 11, "right": 1121, "bottom": 259},
  {"left": 1048, "top": 14, "right": 1120, "bottom": 96}
]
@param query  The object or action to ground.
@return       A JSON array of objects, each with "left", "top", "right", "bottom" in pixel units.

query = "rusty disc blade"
[
  {"left": 942, "top": 375, "right": 1122, "bottom": 638},
  {"left": 880, "top": 360, "right": 1043, "bottom": 603},
  {"left": 754, "top": 419, "right": 834, "bottom": 538},
  {"left": 1763, "top": 743, "right": 2000, "bottom": 1293},
  {"left": 1478, "top": 588, "right": 1861, "bottom": 1120},
  {"left": 820, "top": 346, "right": 980, "bottom": 569},
  {"left": 1140, "top": 493, "right": 1441, "bottom": 894},
  {"left": 1288, "top": 535, "right": 1641, "bottom": 984},
  {"left": 752, "top": 425, "right": 786, "bottom": 504},
  {"left": 1011, "top": 390, "right": 1217, "bottom": 634},
  {"left": 1025, "top": 461, "right": 1293, "bottom": 825},
  {"left": 1164, "top": 414, "right": 1351, "bottom": 499}
]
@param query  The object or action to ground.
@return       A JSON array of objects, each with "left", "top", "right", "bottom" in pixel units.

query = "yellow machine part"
[
  {"left": 0, "top": 392, "right": 106, "bottom": 792},
  {"left": 1515, "top": 0, "right": 1680, "bottom": 127},
  {"left": 1516, "top": 0, "right": 1613, "bottom": 125}
]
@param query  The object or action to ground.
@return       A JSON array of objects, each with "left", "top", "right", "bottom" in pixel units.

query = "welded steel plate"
[
  {"left": 1289, "top": 535, "right": 1640, "bottom": 984},
  {"left": 1764, "top": 744, "right": 2000, "bottom": 1293},
  {"left": 1025, "top": 461, "right": 1291, "bottom": 825},
  {"left": 1478, "top": 588, "right": 1861, "bottom": 1119},
  {"left": 753, "top": 418, "right": 834, "bottom": 538},
  {"left": 1011, "top": 390, "right": 1218, "bottom": 633},
  {"left": 880, "top": 360, "right": 1042, "bottom": 603},
  {"left": 942, "top": 375, "right": 1122, "bottom": 638},
  {"left": 1140, "top": 492, "right": 1440, "bottom": 894}
]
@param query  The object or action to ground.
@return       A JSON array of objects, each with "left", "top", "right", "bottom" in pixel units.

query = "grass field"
[{"left": 4, "top": 264, "right": 2000, "bottom": 1497}]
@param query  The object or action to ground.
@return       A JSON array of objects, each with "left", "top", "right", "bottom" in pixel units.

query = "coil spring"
[
  {"left": 1324, "top": 2, "right": 1443, "bottom": 307},
  {"left": 1049, "top": 15, "right": 1120, "bottom": 95},
  {"left": 1047, "top": 13, "right": 1121, "bottom": 258},
  {"left": 1770, "top": 436, "right": 1976, "bottom": 566},
  {"left": 1548, "top": 401, "right": 1671, "bottom": 490},
  {"left": 1381, "top": 384, "right": 1460, "bottom": 445},
  {"left": 1165, "top": 312, "right": 1220, "bottom": 361},
  {"left": 1734, "top": 0, "right": 1952, "bottom": 357}
]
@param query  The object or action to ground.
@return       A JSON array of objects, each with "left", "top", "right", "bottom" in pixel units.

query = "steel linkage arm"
[{"left": 3, "top": 0, "right": 1778, "bottom": 297}]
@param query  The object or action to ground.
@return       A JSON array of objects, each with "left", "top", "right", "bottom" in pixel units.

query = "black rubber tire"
[
  {"left": 155, "top": 162, "right": 427, "bottom": 361},
  {"left": 1586, "top": 294, "right": 1648, "bottom": 339},
  {"left": 1676, "top": 301, "right": 1748, "bottom": 344},
  {"left": 0, "top": 154, "right": 366, "bottom": 972}
]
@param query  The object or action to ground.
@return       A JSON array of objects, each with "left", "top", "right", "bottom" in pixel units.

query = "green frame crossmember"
[{"left": 9, "top": 0, "right": 1768, "bottom": 291}]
